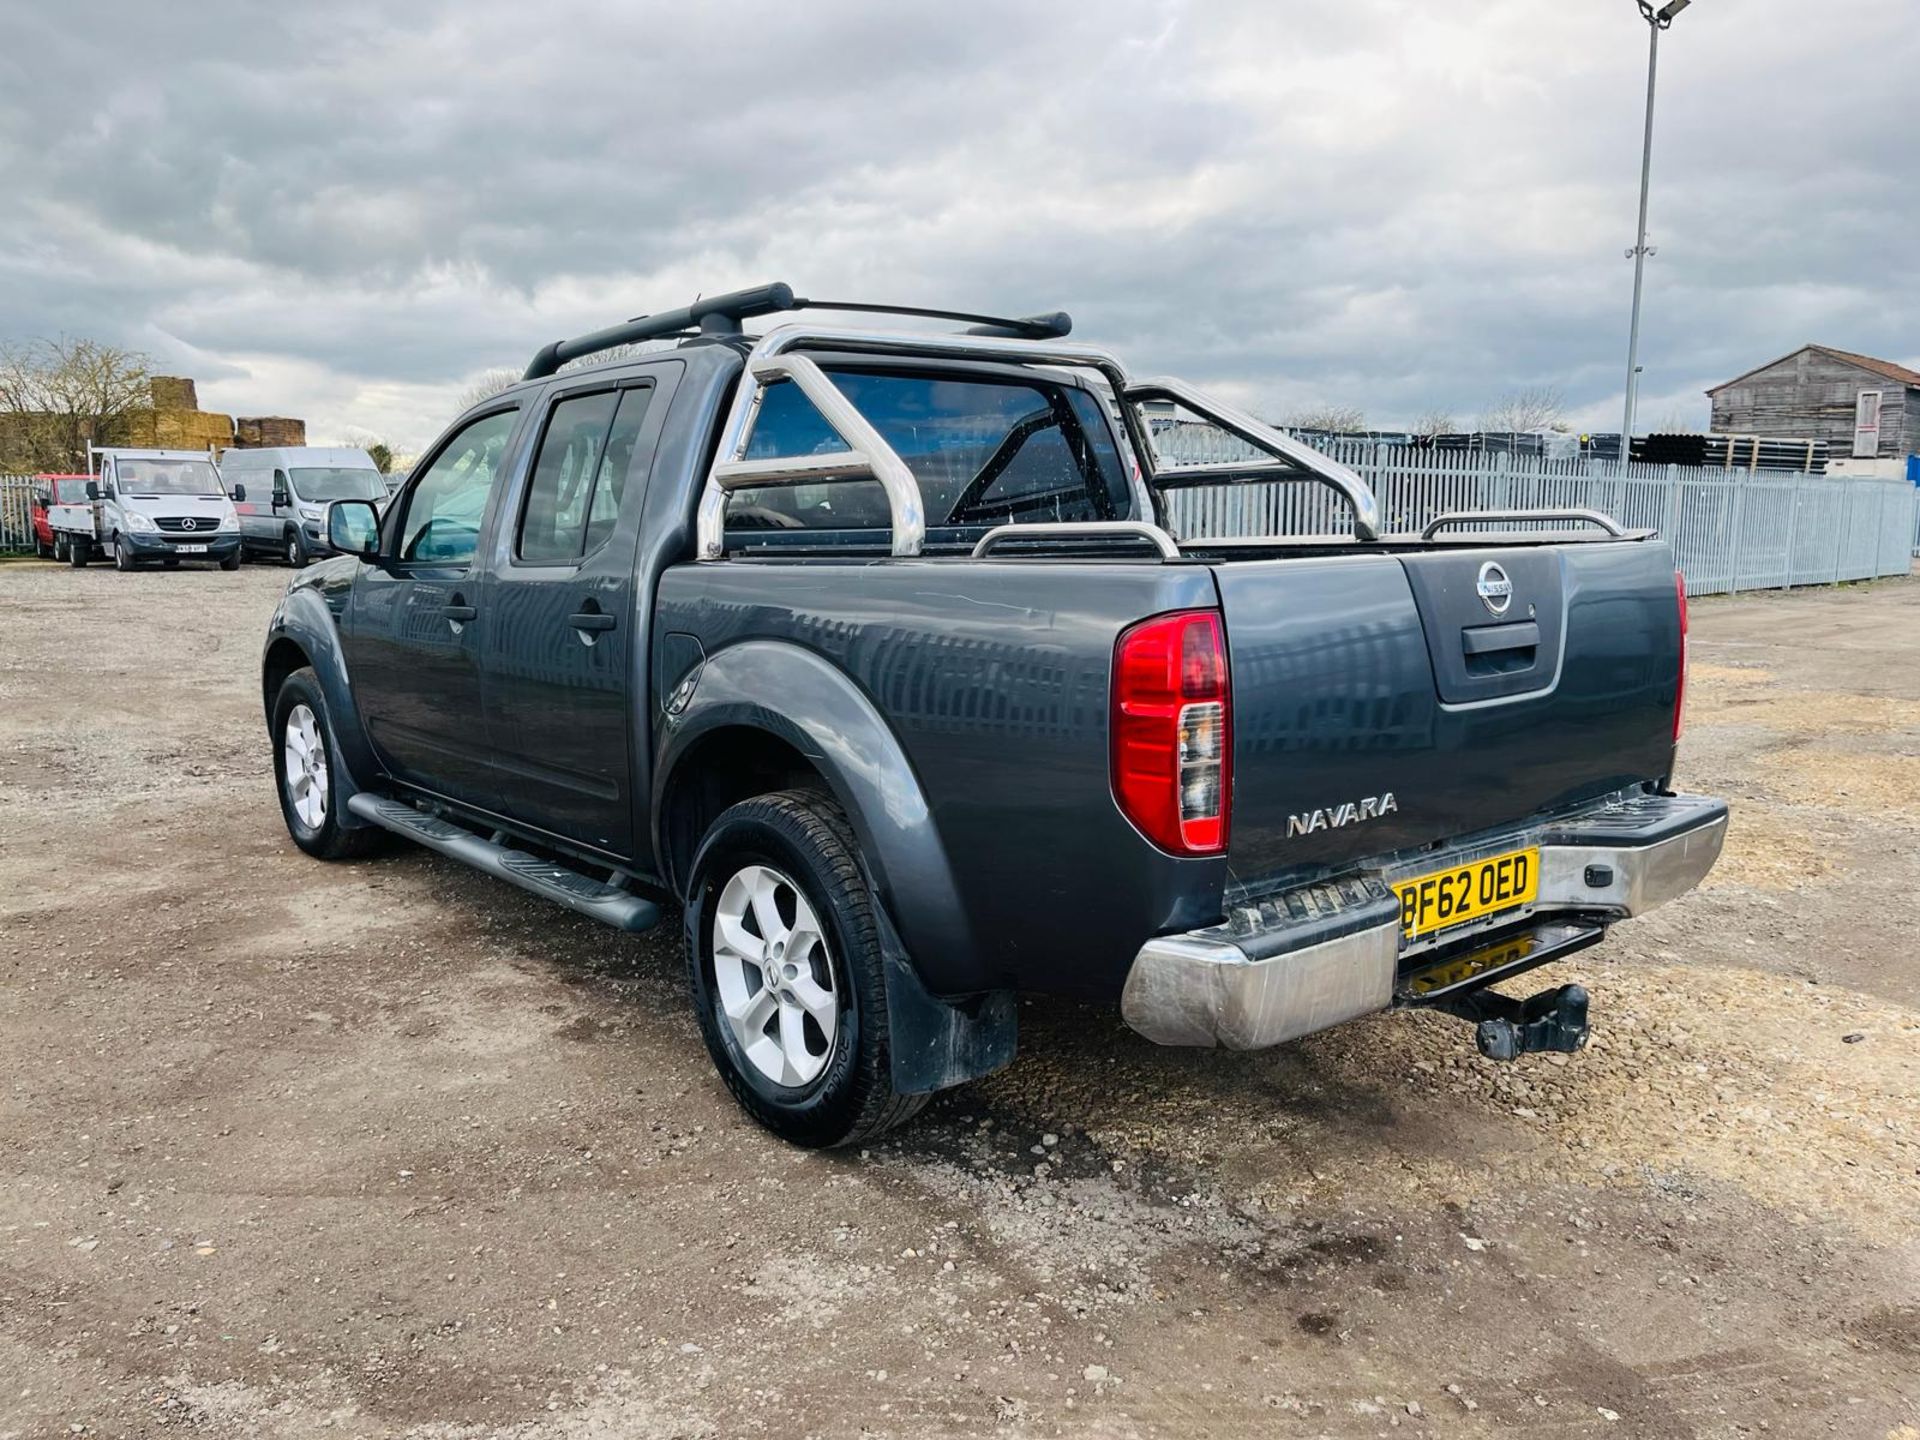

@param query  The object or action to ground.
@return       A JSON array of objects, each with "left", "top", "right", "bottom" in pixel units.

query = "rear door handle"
[
  {"left": 1462, "top": 621, "right": 1539, "bottom": 656},
  {"left": 568, "top": 611, "right": 616, "bottom": 632}
]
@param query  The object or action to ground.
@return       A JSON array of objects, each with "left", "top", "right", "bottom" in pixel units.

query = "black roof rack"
[{"left": 521, "top": 281, "right": 1072, "bottom": 380}]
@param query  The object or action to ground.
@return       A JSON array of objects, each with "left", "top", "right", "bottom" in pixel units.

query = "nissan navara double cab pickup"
[{"left": 260, "top": 283, "right": 1727, "bottom": 1147}]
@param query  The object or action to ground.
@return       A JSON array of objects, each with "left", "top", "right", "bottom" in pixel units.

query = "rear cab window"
[
  {"left": 516, "top": 385, "right": 653, "bottom": 563},
  {"left": 723, "top": 369, "right": 1128, "bottom": 547}
]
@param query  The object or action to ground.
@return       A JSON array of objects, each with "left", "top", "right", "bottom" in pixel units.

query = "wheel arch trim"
[
  {"left": 653, "top": 638, "right": 978, "bottom": 993},
  {"left": 263, "top": 588, "right": 378, "bottom": 826}
]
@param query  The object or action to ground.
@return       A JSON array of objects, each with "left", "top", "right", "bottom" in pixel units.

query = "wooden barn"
[{"left": 1707, "top": 345, "right": 1920, "bottom": 463}]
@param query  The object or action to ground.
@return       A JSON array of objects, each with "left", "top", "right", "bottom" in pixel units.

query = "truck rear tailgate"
[{"left": 1213, "top": 540, "right": 1683, "bottom": 887}]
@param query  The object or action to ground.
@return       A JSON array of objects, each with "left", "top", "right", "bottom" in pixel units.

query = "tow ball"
[{"left": 1440, "top": 983, "right": 1590, "bottom": 1062}]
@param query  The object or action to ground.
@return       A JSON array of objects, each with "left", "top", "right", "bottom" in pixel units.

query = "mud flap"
[{"left": 873, "top": 903, "right": 1017, "bottom": 1094}]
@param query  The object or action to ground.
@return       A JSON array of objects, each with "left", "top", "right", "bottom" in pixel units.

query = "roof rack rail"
[
  {"left": 522, "top": 282, "right": 796, "bottom": 379},
  {"left": 522, "top": 281, "right": 1074, "bottom": 380}
]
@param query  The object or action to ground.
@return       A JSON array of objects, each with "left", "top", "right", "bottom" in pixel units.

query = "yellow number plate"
[{"left": 1394, "top": 846, "right": 1538, "bottom": 940}]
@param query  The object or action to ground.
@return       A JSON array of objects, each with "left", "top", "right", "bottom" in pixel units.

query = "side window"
[
  {"left": 398, "top": 409, "right": 519, "bottom": 564},
  {"left": 516, "top": 385, "right": 653, "bottom": 563},
  {"left": 583, "top": 387, "right": 652, "bottom": 553}
]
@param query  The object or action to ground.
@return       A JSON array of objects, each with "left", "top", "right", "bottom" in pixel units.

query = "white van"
[
  {"left": 53, "top": 448, "right": 242, "bottom": 571},
  {"left": 222, "top": 446, "right": 386, "bottom": 567}
]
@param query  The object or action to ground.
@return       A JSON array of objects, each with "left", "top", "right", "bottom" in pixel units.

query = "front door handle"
[
  {"left": 442, "top": 603, "right": 477, "bottom": 621},
  {"left": 568, "top": 611, "right": 616, "bottom": 632}
]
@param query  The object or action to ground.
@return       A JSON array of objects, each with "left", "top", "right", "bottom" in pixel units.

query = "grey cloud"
[{"left": 0, "top": 0, "right": 1915, "bottom": 447}]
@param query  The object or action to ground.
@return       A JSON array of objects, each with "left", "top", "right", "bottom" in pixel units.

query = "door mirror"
[
  {"left": 327, "top": 499, "right": 382, "bottom": 558},
  {"left": 85, "top": 480, "right": 100, "bottom": 501},
  {"left": 272, "top": 488, "right": 290, "bottom": 508},
  {"left": 230, "top": 483, "right": 246, "bottom": 503}
]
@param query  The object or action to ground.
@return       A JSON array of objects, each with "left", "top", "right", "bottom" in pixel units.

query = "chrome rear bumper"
[{"left": 1120, "top": 790, "right": 1728, "bottom": 1049}]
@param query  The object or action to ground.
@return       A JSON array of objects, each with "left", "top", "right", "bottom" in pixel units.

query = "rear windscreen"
[{"left": 725, "top": 369, "right": 1128, "bottom": 538}]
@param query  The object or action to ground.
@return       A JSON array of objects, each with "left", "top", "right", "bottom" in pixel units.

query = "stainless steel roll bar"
[
  {"left": 699, "top": 352, "right": 925, "bottom": 557},
  {"left": 971, "top": 520, "right": 1181, "bottom": 559},
  {"left": 1421, "top": 508, "right": 1643, "bottom": 541},
  {"left": 695, "top": 322, "right": 1383, "bottom": 558},
  {"left": 1121, "top": 377, "right": 1380, "bottom": 541}
]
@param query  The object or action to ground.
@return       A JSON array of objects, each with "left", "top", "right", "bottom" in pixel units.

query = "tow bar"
[
  {"left": 1438, "top": 983, "right": 1590, "bottom": 1061},
  {"left": 1394, "top": 918, "right": 1602, "bottom": 1061}
]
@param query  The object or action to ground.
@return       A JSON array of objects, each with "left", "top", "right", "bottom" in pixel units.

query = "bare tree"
[
  {"left": 340, "top": 427, "right": 395, "bottom": 474},
  {"left": 1650, "top": 406, "right": 1703, "bottom": 435},
  {"left": 456, "top": 367, "right": 522, "bottom": 412},
  {"left": 0, "top": 336, "right": 154, "bottom": 471},
  {"left": 1283, "top": 402, "right": 1367, "bottom": 434},
  {"left": 1477, "top": 386, "right": 1568, "bottom": 434},
  {"left": 1413, "top": 408, "right": 1459, "bottom": 437}
]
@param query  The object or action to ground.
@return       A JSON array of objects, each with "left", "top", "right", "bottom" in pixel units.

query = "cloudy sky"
[{"left": 2, "top": 1, "right": 1915, "bottom": 452}]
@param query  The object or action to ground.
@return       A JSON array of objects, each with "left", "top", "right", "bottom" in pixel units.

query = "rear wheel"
[
  {"left": 686, "top": 790, "right": 926, "bottom": 1147},
  {"left": 272, "top": 668, "right": 382, "bottom": 861},
  {"left": 52, "top": 535, "right": 67, "bottom": 562},
  {"left": 68, "top": 538, "right": 89, "bottom": 568}
]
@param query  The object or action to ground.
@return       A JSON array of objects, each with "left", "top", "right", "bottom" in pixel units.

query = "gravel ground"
[{"left": 1, "top": 557, "right": 1916, "bottom": 1440}]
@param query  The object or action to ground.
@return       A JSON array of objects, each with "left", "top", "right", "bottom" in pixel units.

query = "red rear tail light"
[
  {"left": 1111, "top": 609, "right": 1231, "bottom": 855},
  {"left": 1673, "top": 569, "right": 1689, "bottom": 743}
]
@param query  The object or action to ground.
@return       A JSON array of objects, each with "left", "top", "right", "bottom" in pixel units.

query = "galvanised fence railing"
[
  {"left": 1153, "top": 428, "right": 1918, "bottom": 595},
  {"left": 0, "top": 475, "right": 42, "bottom": 553},
  {"left": 6, "top": 453, "right": 1915, "bottom": 586}
]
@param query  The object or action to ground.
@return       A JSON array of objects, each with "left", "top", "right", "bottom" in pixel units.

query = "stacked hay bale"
[
  {"left": 109, "top": 376, "right": 234, "bottom": 452},
  {"left": 232, "top": 416, "right": 307, "bottom": 448},
  {"left": 148, "top": 376, "right": 199, "bottom": 411},
  {"left": 97, "top": 377, "right": 310, "bottom": 455}
]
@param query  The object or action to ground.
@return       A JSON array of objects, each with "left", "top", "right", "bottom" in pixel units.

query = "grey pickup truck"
[{"left": 261, "top": 283, "right": 1726, "bottom": 1146}]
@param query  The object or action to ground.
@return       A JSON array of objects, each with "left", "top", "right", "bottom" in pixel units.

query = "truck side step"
[{"left": 345, "top": 794, "right": 661, "bottom": 933}]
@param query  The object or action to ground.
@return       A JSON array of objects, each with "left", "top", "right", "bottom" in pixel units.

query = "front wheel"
[
  {"left": 113, "top": 537, "right": 136, "bottom": 571},
  {"left": 219, "top": 550, "right": 241, "bottom": 571},
  {"left": 285, "top": 530, "right": 308, "bottom": 568},
  {"left": 686, "top": 790, "right": 926, "bottom": 1147},
  {"left": 271, "top": 667, "right": 382, "bottom": 861}
]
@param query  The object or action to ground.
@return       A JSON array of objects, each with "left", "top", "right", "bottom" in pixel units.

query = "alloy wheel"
[
  {"left": 712, "top": 864, "right": 839, "bottom": 1087},
  {"left": 282, "top": 703, "right": 329, "bottom": 829}
]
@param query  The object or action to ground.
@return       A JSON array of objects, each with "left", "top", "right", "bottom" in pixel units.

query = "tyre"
[
  {"left": 68, "top": 538, "right": 89, "bottom": 568},
  {"left": 113, "top": 537, "right": 135, "bottom": 571},
  {"left": 271, "top": 667, "right": 382, "bottom": 861},
  {"left": 52, "top": 535, "right": 67, "bottom": 563},
  {"left": 285, "top": 530, "right": 308, "bottom": 568},
  {"left": 36, "top": 539, "right": 53, "bottom": 559},
  {"left": 219, "top": 550, "right": 241, "bottom": 571},
  {"left": 686, "top": 789, "right": 927, "bottom": 1147}
]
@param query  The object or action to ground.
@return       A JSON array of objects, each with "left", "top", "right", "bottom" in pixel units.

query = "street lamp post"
[{"left": 1620, "top": 0, "right": 1691, "bottom": 448}]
